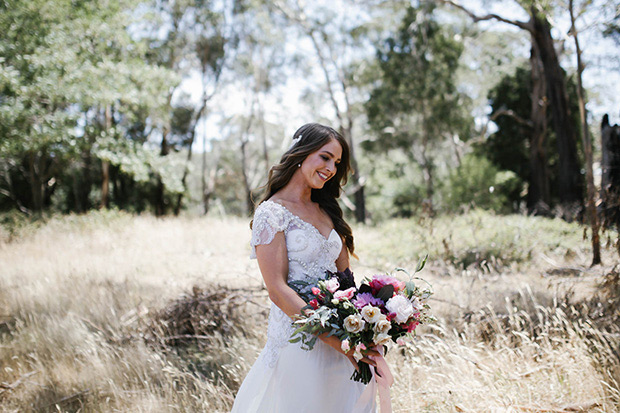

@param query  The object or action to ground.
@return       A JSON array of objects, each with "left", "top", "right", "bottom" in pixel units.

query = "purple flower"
[{"left": 353, "top": 292, "right": 384, "bottom": 310}]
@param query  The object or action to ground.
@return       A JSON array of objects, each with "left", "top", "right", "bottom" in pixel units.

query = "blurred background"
[
  {"left": 1, "top": 0, "right": 619, "bottom": 223},
  {"left": 1, "top": 0, "right": 620, "bottom": 411}
]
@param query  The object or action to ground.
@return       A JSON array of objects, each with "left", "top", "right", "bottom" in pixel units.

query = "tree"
[
  {"left": 440, "top": 0, "right": 585, "bottom": 216},
  {"left": 172, "top": 14, "right": 227, "bottom": 215},
  {"left": 273, "top": 0, "right": 371, "bottom": 222},
  {"left": 569, "top": 0, "right": 601, "bottom": 264},
  {"left": 365, "top": 3, "right": 472, "bottom": 213},
  {"left": 480, "top": 65, "right": 581, "bottom": 211},
  {"left": 0, "top": 0, "right": 176, "bottom": 214}
]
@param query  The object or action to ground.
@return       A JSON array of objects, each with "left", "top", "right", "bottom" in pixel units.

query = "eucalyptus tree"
[
  {"left": 439, "top": 0, "right": 585, "bottom": 217},
  {"left": 271, "top": 0, "right": 379, "bottom": 222},
  {"left": 140, "top": 0, "right": 229, "bottom": 215},
  {"left": 0, "top": 0, "right": 176, "bottom": 214},
  {"left": 172, "top": 6, "right": 227, "bottom": 215},
  {"left": 566, "top": 0, "right": 611, "bottom": 264},
  {"left": 365, "top": 3, "right": 472, "bottom": 213},
  {"left": 226, "top": 0, "right": 289, "bottom": 215}
]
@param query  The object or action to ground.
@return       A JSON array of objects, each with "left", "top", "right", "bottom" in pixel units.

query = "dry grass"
[{"left": 0, "top": 210, "right": 618, "bottom": 412}]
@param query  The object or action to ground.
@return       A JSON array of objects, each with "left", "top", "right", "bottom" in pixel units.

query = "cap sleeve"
[{"left": 250, "top": 201, "right": 290, "bottom": 259}]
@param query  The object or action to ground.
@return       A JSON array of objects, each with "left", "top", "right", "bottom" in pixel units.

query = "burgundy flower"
[{"left": 369, "top": 274, "right": 405, "bottom": 296}]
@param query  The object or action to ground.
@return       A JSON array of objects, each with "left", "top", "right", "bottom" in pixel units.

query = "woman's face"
[{"left": 299, "top": 138, "right": 343, "bottom": 189}]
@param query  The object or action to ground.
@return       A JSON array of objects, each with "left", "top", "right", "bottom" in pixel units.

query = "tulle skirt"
[{"left": 231, "top": 339, "right": 376, "bottom": 413}]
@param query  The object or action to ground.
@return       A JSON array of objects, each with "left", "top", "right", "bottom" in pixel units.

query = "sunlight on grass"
[{"left": 0, "top": 211, "right": 618, "bottom": 411}]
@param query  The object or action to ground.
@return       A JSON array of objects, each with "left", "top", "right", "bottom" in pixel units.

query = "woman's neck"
[{"left": 276, "top": 173, "right": 312, "bottom": 204}]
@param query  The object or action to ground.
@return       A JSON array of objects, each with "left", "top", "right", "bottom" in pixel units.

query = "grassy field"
[{"left": 0, "top": 210, "right": 618, "bottom": 412}]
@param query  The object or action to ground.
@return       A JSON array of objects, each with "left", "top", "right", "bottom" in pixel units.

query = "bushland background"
[{"left": 1, "top": 0, "right": 620, "bottom": 411}]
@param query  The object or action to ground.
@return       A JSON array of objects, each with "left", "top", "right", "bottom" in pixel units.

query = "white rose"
[
  {"left": 373, "top": 332, "right": 391, "bottom": 346},
  {"left": 325, "top": 277, "right": 340, "bottom": 293},
  {"left": 386, "top": 295, "right": 414, "bottom": 324},
  {"left": 374, "top": 317, "right": 392, "bottom": 334},
  {"left": 361, "top": 305, "right": 382, "bottom": 324},
  {"left": 344, "top": 314, "right": 366, "bottom": 333}
]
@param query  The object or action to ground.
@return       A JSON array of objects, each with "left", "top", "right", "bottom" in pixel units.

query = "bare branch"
[
  {"left": 439, "top": 0, "right": 533, "bottom": 32},
  {"left": 0, "top": 371, "right": 39, "bottom": 395},
  {"left": 490, "top": 108, "right": 533, "bottom": 128},
  {"left": 475, "top": 109, "right": 533, "bottom": 143},
  {"left": 272, "top": 0, "right": 345, "bottom": 124}
]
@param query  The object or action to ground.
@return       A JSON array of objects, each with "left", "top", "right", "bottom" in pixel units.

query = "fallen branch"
[
  {"left": 45, "top": 389, "right": 91, "bottom": 409},
  {"left": 0, "top": 370, "right": 39, "bottom": 396}
]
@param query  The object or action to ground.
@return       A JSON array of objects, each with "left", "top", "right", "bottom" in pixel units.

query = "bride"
[{"left": 231, "top": 123, "right": 379, "bottom": 412}]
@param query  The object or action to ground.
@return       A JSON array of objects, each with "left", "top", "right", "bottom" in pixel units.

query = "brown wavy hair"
[{"left": 253, "top": 123, "right": 355, "bottom": 257}]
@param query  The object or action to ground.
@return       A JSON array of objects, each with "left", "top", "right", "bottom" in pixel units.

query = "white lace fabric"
[{"left": 250, "top": 200, "right": 342, "bottom": 367}]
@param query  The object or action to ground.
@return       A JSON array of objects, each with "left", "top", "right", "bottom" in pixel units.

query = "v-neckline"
[{"left": 265, "top": 200, "right": 337, "bottom": 241}]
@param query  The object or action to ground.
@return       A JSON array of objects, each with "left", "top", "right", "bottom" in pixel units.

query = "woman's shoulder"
[{"left": 253, "top": 199, "right": 291, "bottom": 227}]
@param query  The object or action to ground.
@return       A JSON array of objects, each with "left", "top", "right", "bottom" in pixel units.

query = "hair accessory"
[{"left": 289, "top": 133, "right": 302, "bottom": 149}]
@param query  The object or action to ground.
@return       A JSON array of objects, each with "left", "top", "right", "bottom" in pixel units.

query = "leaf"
[
  {"left": 405, "top": 281, "right": 416, "bottom": 298},
  {"left": 359, "top": 284, "right": 372, "bottom": 294},
  {"left": 377, "top": 285, "right": 394, "bottom": 302},
  {"left": 289, "top": 336, "right": 301, "bottom": 343},
  {"left": 415, "top": 254, "right": 428, "bottom": 273}
]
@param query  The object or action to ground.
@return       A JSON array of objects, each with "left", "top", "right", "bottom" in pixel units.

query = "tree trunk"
[
  {"left": 601, "top": 115, "right": 620, "bottom": 254},
  {"left": 527, "top": 39, "right": 551, "bottom": 214},
  {"left": 79, "top": 145, "right": 92, "bottom": 212},
  {"left": 240, "top": 136, "right": 253, "bottom": 216},
  {"left": 155, "top": 130, "right": 169, "bottom": 216},
  {"left": 28, "top": 151, "right": 43, "bottom": 215},
  {"left": 202, "top": 130, "right": 208, "bottom": 214},
  {"left": 420, "top": 116, "right": 434, "bottom": 215},
  {"left": 100, "top": 105, "right": 112, "bottom": 209},
  {"left": 569, "top": 0, "right": 601, "bottom": 265},
  {"left": 531, "top": 10, "right": 583, "bottom": 215},
  {"left": 340, "top": 123, "right": 366, "bottom": 223},
  {"left": 174, "top": 132, "right": 195, "bottom": 216}
]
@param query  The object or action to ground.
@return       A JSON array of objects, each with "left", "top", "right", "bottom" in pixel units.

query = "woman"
[{"left": 231, "top": 123, "right": 379, "bottom": 412}]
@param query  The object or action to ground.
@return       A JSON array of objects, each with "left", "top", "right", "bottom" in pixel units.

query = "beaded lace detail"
[{"left": 250, "top": 200, "right": 342, "bottom": 367}]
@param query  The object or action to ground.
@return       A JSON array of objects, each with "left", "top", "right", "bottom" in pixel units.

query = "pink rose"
[
  {"left": 325, "top": 277, "right": 340, "bottom": 293},
  {"left": 311, "top": 287, "right": 321, "bottom": 296},
  {"left": 341, "top": 339, "right": 351, "bottom": 353},
  {"left": 334, "top": 287, "right": 356, "bottom": 301}
]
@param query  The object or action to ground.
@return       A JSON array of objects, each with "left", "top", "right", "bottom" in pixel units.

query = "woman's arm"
[
  {"left": 335, "top": 239, "right": 350, "bottom": 272},
  {"left": 256, "top": 233, "right": 377, "bottom": 368},
  {"left": 255, "top": 232, "right": 306, "bottom": 318}
]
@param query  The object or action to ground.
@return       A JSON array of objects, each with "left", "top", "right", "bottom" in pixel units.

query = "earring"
[{"left": 297, "top": 163, "right": 301, "bottom": 168}]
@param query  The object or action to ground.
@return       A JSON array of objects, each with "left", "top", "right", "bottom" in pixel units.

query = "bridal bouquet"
[{"left": 289, "top": 258, "right": 434, "bottom": 384}]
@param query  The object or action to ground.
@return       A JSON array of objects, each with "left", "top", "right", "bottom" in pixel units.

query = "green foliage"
[
  {"left": 365, "top": 3, "right": 472, "bottom": 156},
  {"left": 0, "top": 0, "right": 225, "bottom": 214},
  {"left": 358, "top": 209, "right": 587, "bottom": 271},
  {"left": 441, "top": 154, "right": 521, "bottom": 213},
  {"left": 360, "top": 150, "right": 427, "bottom": 220},
  {"left": 478, "top": 64, "right": 582, "bottom": 208}
]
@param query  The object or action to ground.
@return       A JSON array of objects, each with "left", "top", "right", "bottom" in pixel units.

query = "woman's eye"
[{"left": 320, "top": 155, "right": 329, "bottom": 161}]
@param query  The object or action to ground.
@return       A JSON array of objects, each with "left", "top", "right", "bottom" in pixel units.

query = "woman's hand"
[{"left": 319, "top": 334, "right": 379, "bottom": 371}]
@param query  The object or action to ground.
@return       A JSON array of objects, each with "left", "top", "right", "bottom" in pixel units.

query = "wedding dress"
[{"left": 231, "top": 200, "right": 376, "bottom": 413}]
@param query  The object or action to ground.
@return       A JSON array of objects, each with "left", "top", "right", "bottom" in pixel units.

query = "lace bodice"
[{"left": 250, "top": 200, "right": 343, "bottom": 367}]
